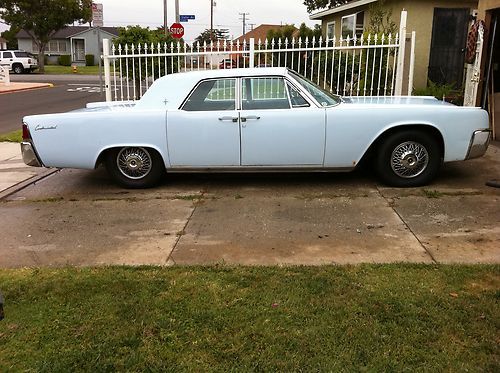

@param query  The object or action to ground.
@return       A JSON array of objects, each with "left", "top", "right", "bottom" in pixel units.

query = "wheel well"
[
  {"left": 94, "top": 146, "right": 165, "bottom": 169},
  {"left": 360, "top": 125, "right": 445, "bottom": 167}
]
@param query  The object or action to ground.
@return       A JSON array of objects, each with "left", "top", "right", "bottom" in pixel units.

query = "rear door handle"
[
  {"left": 218, "top": 116, "right": 238, "bottom": 123},
  {"left": 241, "top": 116, "right": 261, "bottom": 122}
]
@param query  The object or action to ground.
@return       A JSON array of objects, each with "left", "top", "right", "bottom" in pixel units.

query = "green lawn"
[
  {"left": 0, "top": 265, "right": 498, "bottom": 371},
  {"left": 42, "top": 65, "right": 103, "bottom": 75},
  {"left": 0, "top": 129, "right": 22, "bottom": 143}
]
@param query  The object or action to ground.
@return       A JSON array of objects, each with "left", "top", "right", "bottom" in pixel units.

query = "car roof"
[{"left": 136, "top": 67, "right": 291, "bottom": 110}]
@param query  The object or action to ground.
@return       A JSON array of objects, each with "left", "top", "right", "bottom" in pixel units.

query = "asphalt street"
[{"left": 0, "top": 75, "right": 103, "bottom": 134}]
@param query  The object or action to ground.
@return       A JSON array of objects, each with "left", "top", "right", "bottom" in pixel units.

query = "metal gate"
[{"left": 103, "top": 11, "right": 414, "bottom": 101}]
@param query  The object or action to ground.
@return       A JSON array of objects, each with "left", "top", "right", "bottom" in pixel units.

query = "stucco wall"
[
  {"left": 71, "top": 29, "right": 115, "bottom": 63},
  {"left": 319, "top": 0, "right": 477, "bottom": 89},
  {"left": 478, "top": 0, "right": 500, "bottom": 18}
]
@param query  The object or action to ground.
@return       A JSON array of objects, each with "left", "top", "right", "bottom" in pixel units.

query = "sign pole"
[
  {"left": 175, "top": 0, "right": 179, "bottom": 23},
  {"left": 98, "top": 27, "right": 103, "bottom": 96},
  {"left": 164, "top": 0, "right": 168, "bottom": 35}
]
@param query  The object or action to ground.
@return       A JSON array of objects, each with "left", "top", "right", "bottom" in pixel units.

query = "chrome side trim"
[
  {"left": 21, "top": 142, "right": 43, "bottom": 167},
  {"left": 167, "top": 167, "right": 354, "bottom": 173},
  {"left": 465, "top": 130, "right": 491, "bottom": 160}
]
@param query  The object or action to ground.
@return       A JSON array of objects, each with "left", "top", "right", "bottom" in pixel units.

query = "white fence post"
[
  {"left": 103, "top": 38, "right": 112, "bottom": 102},
  {"left": 395, "top": 10, "right": 407, "bottom": 96},
  {"left": 249, "top": 38, "right": 255, "bottom": 68},
  {"left": 408, "top": 31, "right": 416, "bottom": 96}
]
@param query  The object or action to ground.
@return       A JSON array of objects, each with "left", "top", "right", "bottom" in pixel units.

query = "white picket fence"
[{"left": 103, "top": 11, "right": 414, "bottom": 102}]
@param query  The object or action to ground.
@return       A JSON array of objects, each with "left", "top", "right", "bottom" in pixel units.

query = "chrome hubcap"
[
  {"left": 391, "top": 141, "right": 429, "bottom": 178},
  {"left": 117, "top": 147, "right": 152, "bottom": 179}
]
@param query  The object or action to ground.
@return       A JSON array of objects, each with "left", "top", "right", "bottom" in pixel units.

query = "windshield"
[{"left": 289, "top": 71, "right": 341, "bottom": 107}]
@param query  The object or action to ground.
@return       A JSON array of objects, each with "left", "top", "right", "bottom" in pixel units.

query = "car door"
[
  {"left": 167, "top": 78, "right": 240, "bottom": 167},
  {"left": 239, "top": 77, "right": 325, "bottom": 166}
]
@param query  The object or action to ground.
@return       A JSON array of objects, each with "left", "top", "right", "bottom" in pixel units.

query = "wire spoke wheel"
[
  {"left": 116, "top": 147, "right": 153, "bottom": 180},
  {"left": 390, "top": 141, "right": 429, "bottom": 178}
]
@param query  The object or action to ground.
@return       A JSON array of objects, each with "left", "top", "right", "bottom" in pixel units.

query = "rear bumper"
[
  {"left": 21, "top": 142, "right": 43, "bottom": 167},
  {"left": 465, "top": 130, "right": 491, "bottom": 160}
]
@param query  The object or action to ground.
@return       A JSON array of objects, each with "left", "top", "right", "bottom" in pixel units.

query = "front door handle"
[
  {"left": 218, "top": 116, "right": 238, "bottom": 123},
  {"left": 241, "top": 115, "right": 261, "bottom": 122}
]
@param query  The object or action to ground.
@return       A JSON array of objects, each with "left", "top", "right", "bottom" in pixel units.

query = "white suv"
[{"left": 0, "top": 50, "right": 38, "bottom": 74}]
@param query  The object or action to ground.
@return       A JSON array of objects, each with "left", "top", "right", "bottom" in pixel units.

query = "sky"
[{"left": 0, "top": 0, "right": 319, "bottom": 42}]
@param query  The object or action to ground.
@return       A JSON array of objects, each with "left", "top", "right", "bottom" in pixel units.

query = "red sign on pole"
[{"left": 169, "top": 23, "right": 184, "bottom": 39}]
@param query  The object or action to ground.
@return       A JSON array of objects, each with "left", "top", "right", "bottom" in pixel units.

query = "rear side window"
[
  {"left": 182, "top": 78, "right": 236, "bottom": 111},
  {"left": 14, "top": 52, "right": 30, "bottom": 57},
  {"left": 242, "top": 77, "right": 290, "bottom": 110}
]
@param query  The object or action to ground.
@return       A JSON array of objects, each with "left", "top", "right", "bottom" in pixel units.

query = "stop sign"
[{"left": 169, "top": 22, "right": 184, "bottom": 39}]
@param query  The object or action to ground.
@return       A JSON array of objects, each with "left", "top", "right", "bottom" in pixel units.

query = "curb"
[
  {"left": 0, "top": 83, "right": 54, "bottom": 95},
  {"left": 0, "top": 168, "right": 60, "bottom": 200}
]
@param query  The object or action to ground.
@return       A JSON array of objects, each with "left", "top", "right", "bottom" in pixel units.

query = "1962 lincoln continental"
[{"left": 21, "top": 68, "right": 490, "bottom": 188}]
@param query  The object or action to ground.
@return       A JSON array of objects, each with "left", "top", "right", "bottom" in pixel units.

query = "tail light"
[{"left": 22, "top": 123, "right": 32, "bottom": 141}]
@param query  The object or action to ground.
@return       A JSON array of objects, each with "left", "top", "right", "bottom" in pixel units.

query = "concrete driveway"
[{"left": 0, "top": 143, "right": 499, "bottom": 267}]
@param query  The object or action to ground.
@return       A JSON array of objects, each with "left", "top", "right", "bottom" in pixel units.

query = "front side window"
[
  {"left": 183, "top": 78, "right": 236, "bottom": 111},
  {"left": 287, "top": 83, "right": 310, "bottom": 108},
  {"left": 242, "top": 77, "right": 290, "bottom": 110},
  {"left": 289, "top": 71, "right": 341, "bottom": 107},
  {"left": 3, "top": 52, "right": 12, "bottom": 58}
]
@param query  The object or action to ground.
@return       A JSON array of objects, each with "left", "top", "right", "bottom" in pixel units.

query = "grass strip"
[
  {"left": 0, "top": 129, "right": 22, "bottom": 143},
  {"left": 0, "top": 264, "right": 498, "bottom": 371}
]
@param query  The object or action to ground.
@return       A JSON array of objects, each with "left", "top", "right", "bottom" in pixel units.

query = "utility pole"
[
  {"left": 210, "top": 0, "right": 214, "bottom": 41},
  {"left": 175, "top": 0, "right": 179, "bottom": 22},
  {"left": 239, "top": 12, "right": 250, "bottom": 36},
  {"left": 163, "top": 0, "right": 168, "bottom": 35}
]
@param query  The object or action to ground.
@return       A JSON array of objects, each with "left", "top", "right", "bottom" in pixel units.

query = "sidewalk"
[
  {"left": 0, "top": 142, "right": 55, "bottom": 198},
  {"left": 0, "top": 82, "right": 53, "bottom": 94}
]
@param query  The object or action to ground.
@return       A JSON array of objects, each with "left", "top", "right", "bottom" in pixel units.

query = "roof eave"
[{"left": 309, "top": 0, "right": 378, "bottom": 20}]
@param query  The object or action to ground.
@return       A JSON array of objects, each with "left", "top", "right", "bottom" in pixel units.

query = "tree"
[
  {"left": 303, "top": 0, "right": 349, "bottom": 13},
  {"left": 113, "top": 26, "right": 179, "bottom": 99},
  {"left": 194, "top": 29, "right": 229, "bottom": 44},
  {"left": 0, "top": 0, "right": 92, "bottom": 72},
  {"left": 0, "top": 24, "right": 20, "bottom": 49},
  {"left": 367, "top": 0, "right": 397, "bottom": 35}
]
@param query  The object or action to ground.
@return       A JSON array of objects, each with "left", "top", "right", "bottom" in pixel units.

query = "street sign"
[
  {"left": 91, "top": 3, "right": 103, "bottom": 27},
  {"left": 180, "top": 14, "right": 195, "bottom": 22},
  {"left": 169, "top": 22, "right": 185, "bottom": 39}
]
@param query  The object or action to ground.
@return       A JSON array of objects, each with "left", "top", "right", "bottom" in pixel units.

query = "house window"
[
  {"left": 341, "top": 11, "right": 364, "bottom": 39},
  {"left": 326, "top": 21, "right": 336, "bottom": 40}
]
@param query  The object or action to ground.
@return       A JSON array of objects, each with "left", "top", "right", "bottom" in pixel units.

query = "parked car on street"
[
  {"left": 219, "top": 59, "right": 237, "bottom": 69},
  {"left": 21, "top": 68, "right": 490, "bottom": 188},
  {"left": 0, "top": 50, "right": 38, "bottom": 73}
]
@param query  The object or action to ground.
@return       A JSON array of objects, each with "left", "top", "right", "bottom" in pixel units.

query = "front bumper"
[
  {"left": 465, "top": 130, "right": 491, "bottom": 160},
  {"left": 21, "top": 142, "right": 42, "bottom": 167}
]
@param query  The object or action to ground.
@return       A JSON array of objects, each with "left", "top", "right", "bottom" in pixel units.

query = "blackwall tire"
[
  {"left": 376, "top": 130, "right": 442, "bottom": 187},
  {"left": 105, "top": 147, "right": 165, "bottom": 188}
]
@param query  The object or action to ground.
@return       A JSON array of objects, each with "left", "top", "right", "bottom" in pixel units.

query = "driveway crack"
[
  {"left": 376, "top": 186, "right": 438, "bottom": 264},
  {"left": 165, "top": 191, "right": 205, "bottom": 265}
]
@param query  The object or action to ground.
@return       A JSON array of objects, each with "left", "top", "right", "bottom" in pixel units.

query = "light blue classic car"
[{"left": 21, "top": 68, "right": 490, "bottom": 188}]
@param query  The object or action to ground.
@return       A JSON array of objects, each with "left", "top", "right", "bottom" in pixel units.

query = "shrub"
[
  {"left": 85, "top": 54, "right": 95, "bottom": 66},
  {"left": 58, "top": 54, "right": 71, "bottom": 66}
]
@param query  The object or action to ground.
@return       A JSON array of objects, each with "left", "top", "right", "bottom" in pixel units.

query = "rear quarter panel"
[
  {"left": 25, "top": 109, "right": 168, "bottom": 169},
  {"left": 324, "top": 104, "right": 489, "bottom": 167}
]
